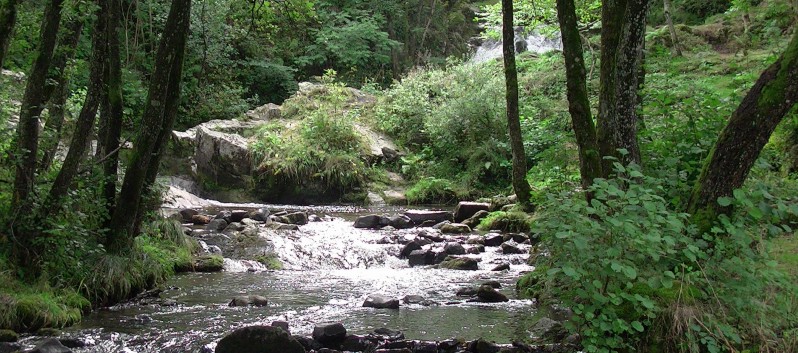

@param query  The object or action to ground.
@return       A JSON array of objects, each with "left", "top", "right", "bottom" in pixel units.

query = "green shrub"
[
  {"left": 477, "top": 211, "right": 534, "bottom": 233},
  {"left": 405, "top": 178, "right": 460, "bottom": 205},
  {"left": 240, "top": 61, "right": 298, "bottom": 105}
]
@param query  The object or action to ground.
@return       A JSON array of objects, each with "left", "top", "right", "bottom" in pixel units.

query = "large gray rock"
[
  {"left": 363, "top": 294, "right": 400, "bottom": 309},
  {"left": 454, "top": 202, "right": 490, "bottom": 223},
  {"left": 229, "top": 295, "right": 269, "bottom": 307},
  {"left": 440, "top": 223, "right": 472, "bottom": 234},
  {"left": 194, "top": 127, "right": 252, "bottom": 188},
  {"left": 27, "top": 338, "right": 71, "bottom": 353},
  {"left": 354, "top": 215, "right": 385, "bottom": 229},
  {"left": 206, "top": 218, "right": 228, "bottom": 232},
  {"left": 215, "top": 326, "right": 305, "bottom": 353},
  {"left": 501, "top": 241, "right": 525, "bottom": 254},
  {"left": 443, "top": 242, "right": 466, "bottom": 255},
  {"left": 312, "top": 323, "right": 347, "bottom": 347},
  {"left": 463, "top": 210, "right": 490, "bottom": 229},
  {"left": 388, "top": 215, "right": 413, "bottom": 229},
  {"left": 246, "top": 103, "right": 282, "bottom": 120},
  {"left": 476, "top": 285, "right": 509, "bottom": 302},
  {"left": 438, "top": 256, "right": 478, "bottom": 271},
  {"left": 484, "top": 233, "right": 505, "bottom": 247},
  {"left": 404, "top": 210, "right": 453, "bottom": 225},
  {"left": 280, "top": 212, "right": 308, "bottom": 225}
]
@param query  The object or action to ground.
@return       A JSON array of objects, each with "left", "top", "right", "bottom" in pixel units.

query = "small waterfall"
[
  {"left": 223, "top": 258, "right": 267, "bottom": 272},
  {"left": 470, "top": 28, "right": 562, "bottom": 64}
]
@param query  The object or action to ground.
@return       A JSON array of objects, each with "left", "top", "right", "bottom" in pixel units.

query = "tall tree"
[
  {"left": 502, "top": 0, "right": 533, "bottom": 208},
  {"left": 688, "top": 31, "right": 798, "bottom": 224},
  {"left": 556, "top": 0, "right": 602, "bottom": 200},
  {"left": 662, "top": 0, "right": 682, "bottom": 56},
  {"left": 0, "top": 0, "right": 19, "bottom": 69},
  {"left": 12, "top": 0, "right": 63, "bottom": 215},
  {"left": 106, "top": 0, "right": 192, "bottom": 253}
]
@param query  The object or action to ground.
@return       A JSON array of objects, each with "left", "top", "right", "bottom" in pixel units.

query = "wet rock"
[
  {"left": 443, "top": 242, "right": 466, "bottom": 255},
  {"left": 265, "top": 222, "right": 299, "bottom": 231},
  {"left": 466, "top": 235, "right": 485, "bottom": 245},
  {"left": 0, "top": 342, "right": 21, "bottom": 353},
  {"left": 380, "top": 340, "right": 416, "bottom": 350},
  {"left": 463, "top": 210, "right": 490, "bottom": 229},
  {"left": 191, "top": 214, "right": 212, "bottom": 225},
  {"left": 309, "top": 214, "right": 322, "bottom": 222},
  {"left": 407, "top": 250, "right": 433, "bottom": 267},
  {"left": 248, "top": 208, "right": 270, "bottom": 222},
  {"left": 342, "top": 335, "right": 376, "bottom": 352},
  {"left": 531, "top": 317, "right": 567, "bottom": 342},
  {"left": 466, "top": 246, "right": 481, "bottom": 255},
  {"left": 193, "top": 255, "right": 223, "bottom": 272},
  {"left": 373, "top": 328, "right": 405, "bottom": 341},
  {"left": 293, "top": 335, "right": 323, "bottom": 351},
  {"left": 401, "top": 295, "right": 425, "bottom": 304},
  {"left": 504, "top": 233, "right": 529, "bottom": 244},
  {"left": 415, "top": 341, "right": 438, "bottom": 353},
  {"left": 399, "top": 241, "right": 422, "bottom": 258},
  {"left": 491, "top": 263, "right": 511, "bottom": 271},
  {"left": 467, "top": 338, "right": 500, "bottom": 353},
  {"left": 223, "top": 222, "right": 245, "bottom": 233},
  {"left": 216, "top": 210, "right": 232, "bottom": 221},
  {"left": 354, "top": 215, "right": 384, "bottom": 229},
  {"left": 363, "top": 294, "right": 400, "bottom": 309},
  {"left": 438, "top": 338, "right": 463, "bottom": 352},
  {"left": 501, "top": 241, "right": 525, "bottom": 255},
  {"left": 375, "top": 349, "right": 412, "bottom": 353},
  {"left": 179, "top": 208, "right": 199, "bottom": 221},
  {"left": 417, "top": 231, "right": 445, "bottom": 243},
  {"left": 194, "top": 127, "right": 252, "bottom": 189},
  {"left": 312, "top": 323, "right": 347, "bottom": 347},
  {"left": 388, "top": 215, "right": 414, "bottom": 229},
  {"left": 438, "top": 256, "right": 478, "bottom": 271},
  {"left": 206, "top": 218, "right": 228, "bottom": 232},
  {"left": 0, "top": 330, "right": 16, "bottom": 343},
  {"left": 454, "top": 202, "right": 491, "bottom": 223},
  {"left": 432, "top": 221, "right": 450, "bottom": 230},
  {"left": 246, "top": 102, "right": 282, "bottom": 120},
  {"left": 482, "top": 280, "right": 502, "bottom": 288},
  {"left": 476, "top": 285, "right": 509, "bottom": 303},
  {"left": 404, "top": 210, "right": 453, "bottom": 225},
  {"left": 418, "top": 220, "right": 439, "bottom": 228},
  {"left": 271, "top": 321, "right": 290, "bottom": 333},
  {"left": 484, "top": 233, "right": 505, "bottom": 247},
  {"left": 27, "top": 338, "right": 72, "bottom": 353},
  {"left": 440, "top": 223, "right": 471, "bottom": 234},
  {"left": 229, "top": 295, "right": 269, "bottom": 307},
  {"left": 215, "top": 326, "right": 305, "bottom": 353},
  {"left": 281, "top": 211, "right": 309, "bottom": 225},
  {"left": 456, "top": 286, "right": 478, "bottom": 297}
]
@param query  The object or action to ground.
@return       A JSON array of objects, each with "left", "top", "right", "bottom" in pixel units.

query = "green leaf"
[
  {"left": 631, "top": 321, "right": 645, "bottom": 332},
  {"left": 717, "top": 197, "right": 733, "bottom": 207}
]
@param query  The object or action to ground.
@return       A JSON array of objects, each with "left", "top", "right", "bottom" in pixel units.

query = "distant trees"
[{"left": 0, "top": 0, "right": 19, "bottom": 69}]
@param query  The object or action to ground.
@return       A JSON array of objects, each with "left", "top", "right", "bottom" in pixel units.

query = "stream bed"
[{"left": 28, "top": 205, "right": 540, "bottom": 352}]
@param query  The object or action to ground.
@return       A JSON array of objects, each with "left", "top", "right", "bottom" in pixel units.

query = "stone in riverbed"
[
  {"left": 191, "top": 214, "right": 212, "bottom": 225},
  {"left": 179, "top": 208, "right": 199, "bottom": 222},
  {"left": 193, "top": 255, "right": 224, "bottom": 272},
  {"left": 206, "top": 218, "right": 228, "bottom": 232},
  {"left": 271, "top": 321, "right": 290, "bottom": 333},
  {"left": 280, "top": 211, "right": 309, "bottom": 225},
  {"left": 454, "top": 202, "right": 491, "bottom": 223},
  {"left": 399, "top": 241, "right": 422, "bottom": 258},
  {"left": 363, "top": 294, "right": 400, "bottom": 309},
  {"left": 462, "top": 210, "right": 490, "bottom": 229},
  {"left": 354, "top": 214, "right": 384, "bottom": 229},
  {"left": 388, "top": 215, "right": 414, "bottom": 229},
  {"left": 228, "top": 295, "right": 269, "bottom": 307},
  {"left": 27, "top": 338, "right": 72, "bottom": 353},
  {"left": 467, "top": 338, "right": 500, "bottom": 353},
  {"left": 443, "top": 242, "right": 466, "bottom": 255},
  {"left": 501, "top": 241, "right": 525, "bottom": 254},
  {"left": 230, "top": 210, "right": 248, "bottom": 222},
  {"left": 215, "top": 326, "right": 305, "bottom": 353},
  {"left": 476, "top": 285, "right": 509, "bottom": 303},
  {"left": 440, "top": 223, "right": 471, "bottom": 234},
  {"left": 456, "top": 286, "right": 478, "bottom": 297},
  {"left": 312, "top": 323, "right": 347, "bottom": 347},
  {"left": 248, "top": 208, "right": 270, "bottom": 222},
  {"left": 265, "top": 222, "right": 299, "bottom": 231},
  {"left": 341, "top": 335, "right": 376, "bottom": 352},
  {"left": 491, "top": 263, "right": 511, "bottom": 271},
  {"left": 482, "top": 280, "right": 501, "bottom": 288},
  {"left": 484, "top": 233, "right": 505, "bottom": 247},
  {"left": 404, "top": 210, "right": 453, "bottom": 225},
  {"left": 293, "top": 335, "right": 322, "bottom": 351},
  {"left": 438, "top": 256, "right": 478, "bottom": 271}
]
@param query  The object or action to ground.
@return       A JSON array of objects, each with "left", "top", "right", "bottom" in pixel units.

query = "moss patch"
[{"left": 476, "top": 211, "right": 534, "bottom": 233}]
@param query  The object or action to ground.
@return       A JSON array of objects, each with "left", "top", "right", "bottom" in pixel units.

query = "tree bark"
[
  {"left": 40, "top": 19, "right": 84, "bottom": 172},
  {"left": 663, "top": 0, "right": 682, "bottom": 57},
  {"left": 556, "top": 0, "right": 602, "bottom": 199},
  {"left": 106, "top": 0, "right": 192, "bottom": 253},
  {"left": 45, "top": 0, "right": 108, "bottom": 209},
  {"left": 688, "top": 31, "right": 798, "bottom": 226},
  {"left": 12, "top": 0, "right": 63, "bottom": 214},
  {"left": 0, "top": 0, "right": 20, "bottom": 69},
  {"left": 502, "top": 0, "right": 533, "bottom": 208},
  {"left": 99, "top": 0, "right": 125, "bottom": 220}
]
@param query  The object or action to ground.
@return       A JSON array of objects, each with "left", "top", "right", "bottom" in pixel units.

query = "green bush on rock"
[{"left": 477, "top": 211, "right": 534, "bottom": 233}]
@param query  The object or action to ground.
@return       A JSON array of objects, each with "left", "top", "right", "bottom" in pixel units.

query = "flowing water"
[
  {"left": 470, "top": 28, "right": 562, "bottom": 64},
  {"left": 30, "top": 205, "right": 539, "bottom": 352}
]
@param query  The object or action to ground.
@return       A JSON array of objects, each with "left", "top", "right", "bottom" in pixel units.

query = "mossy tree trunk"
[
  {"left": 106, "top": 0, "right": 192, "bottom": 253},
  {"left": 556, "top": 0, "right": 602, "bottom": 200},
  {"left": 688, "top": 31, "right": 798, "bottom": 224},
  {"left": 12, "top": 0, "right": 63, "bottom": 215},
  {"left": 596, "top": 0, "right": 649, "bottom": 174},
  {"left": 663, "top": 0, "right": 682, "bottom": 56},
  {"left": 45, "top": 0, "right": 108, "bottom": 210},
  {"left": 0, "top": 0, "right": 19, "bottom": 69},
  {"left": 502, "top": 0, "right": 533, "bottom": 208}
]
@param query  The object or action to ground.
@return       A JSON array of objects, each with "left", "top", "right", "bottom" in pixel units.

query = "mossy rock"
[
  {"left": 438, "top": 256, "right": 478, "bottom": 271},
  {"left": 476, "top": 211, "right": 533, "bottom": 233},
  {"left": 254, "top": 254, "right": 283, "bottom": 270},
  {"left": 192, "top": 255, "right": 224, "bottom": 272},
  {"left": 0, "top": 329, "right": 18, "bottom": 342}
]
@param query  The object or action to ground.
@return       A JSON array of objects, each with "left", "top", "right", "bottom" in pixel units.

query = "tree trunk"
[
  {"left": 12, "top": 0, "right": 64, "bottom": 214},
  {"left": 502, "top": 0, "right": 533, "bottom": 208},
  {"left": 663, "top": 0, "right": 682, "bottom": 56},
  {"left": 688, "top": 31, "right": 798, "bottom": 226},
  {"left": 45, "top": 0, "right": 108, "bottom": 210},
  {"left": 596, "top": 0, "right": 648, "bottom": 174},
  {"left": 99, "top": 0, "right": 125, "bottom": 220},
  {"left": 40, "top": 19, "right": 84, "bottom": 172},
  {"left": 556, "top": 0, "right": 602, "bottom": 199},
  {"left": 0, "top": 0, "right": 19, "bottom": 69},
  {"left": 106, "top": 0, "right": 192, "bottom": 253}
]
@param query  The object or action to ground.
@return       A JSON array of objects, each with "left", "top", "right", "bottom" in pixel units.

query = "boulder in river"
[
  {"left": 454, "top": 202, "right": 490, "bottom": 223},
  {"left": 354, "top": 215, "right": 384, "bottom": 229},
  {"left": 229, "top": 295, "right": 269, "bottom": 307},
  {"left": 443, "top": 242, "right": 466, "bottom": 255},
  {"left": 193, "top": 255, "right": 224, "bottom": 272},
  {"left": 281, "top": 211, "right": 309, "bottom": 225},
  {"left": 399, "top": 241, "right": 422, "bottom": 258},
  {"left": 438, "top": 256, "right": 478, "bottom": 271},
  {"left": 312, "top": 323, "right": 347, "bottom": 347},
  {"left": 484, "top": 233, "right": 505, "bottom": 247},
  {"left": 440, "top": 223, "right": 471, "bottom": 234},
  {"left": 27, "top": 338, "right": 72, "bottom": 353},
  {"left": 206, "top": 218, "right": 228, "bottom": 232},
  {"left": 215, "top": 326, "right": 305, "bottom": 353},
  {"left": 194, "top": 127, "right": 252, "bottom": 189},
  {"left": 476, "top": 285, "right": 509, "bottom": 303},
  {"left": 462, "top": 210, "right": 489, "bottom": 229},
  {"left": 404, "top": 210, "right": 453, "bottom": 225},
  {"left": 248, "top": 208, "right": 270, "bottom": 222},
  {"left": 501, "top": 241, "right": 525, "bottom": 254},
  {"left": 179, "top": 208, "right": 199, "bottom": 222},
  {"left": 363, "top": 294, "right": 400, "bottom": 309},
  {"left": 388, "top": 215, "right": 414, "bottom": 229},
  {"left": 230, "top": 210, "right": 249, "bottom": 222},
  {"left": 491, "top": 263, "right": 511, "bottom": 271}
]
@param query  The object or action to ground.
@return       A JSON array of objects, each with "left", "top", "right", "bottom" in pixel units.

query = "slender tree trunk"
[
  {"left": 596, "top": 0, "right": 649, "bottom": 174},
  {"left": 502, "top": 0, "right": 532, "bottom": 208},
  {"left": 99, "top": 0, "right": 125, "bottom": 220},
  {"left": 663, "top": 0, "right": 682, "bottom": 56},
  {"left": 45, "top": 0, "right": 108, "bottom": 209},
  {"left": 106, "top": 0, "right": 192, "bottom": 253},
  {"left": 688, "top": 32, "right": 798, "bottom": 226},
  {"left": 12, "top": 0, "right": 63, "bottom": 214},
  {"left": 556, "top": 0, "right": 602, "bottom": 200},
  {"left": 0, "top": 0, "right": 20, "bottom": 69},
  {"left": 40, "top": 19, "right": 84, "bottom": 172}
]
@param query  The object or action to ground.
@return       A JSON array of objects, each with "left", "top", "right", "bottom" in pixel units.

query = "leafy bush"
[
  {"left": 405, "top": 177, "right": 460, "bottom": 205},
  {"left": 240, "top": 61, "right": 298, "bottom": 105}
]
